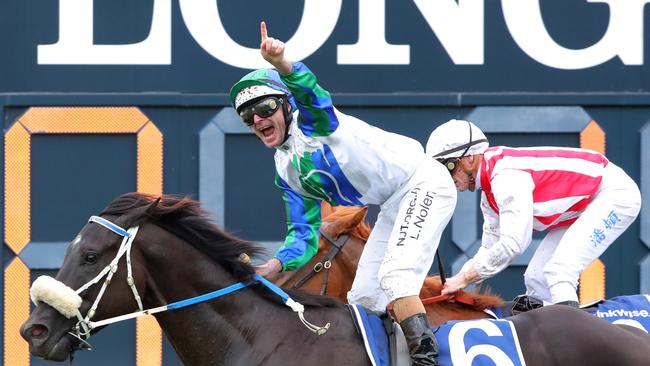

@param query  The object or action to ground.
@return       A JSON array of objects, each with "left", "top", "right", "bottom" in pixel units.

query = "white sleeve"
[
  {"left": 472, "top": 170, "right": 535, "bottom": 279},
  {"left": 480, "top": 192, "right": 500, "bottom": 248}
]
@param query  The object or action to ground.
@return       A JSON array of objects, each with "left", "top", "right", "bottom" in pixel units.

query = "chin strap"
[
  {"left": 280, "top": 99, "right": 294, "bottom": 144},
  {"left": 468, "top": 171, "right": 476, "bottom": 186}
]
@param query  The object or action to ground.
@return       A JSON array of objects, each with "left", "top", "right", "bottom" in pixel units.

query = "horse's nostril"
[{"left": 29, "top": 324, "right": 48, "bottom": 338}]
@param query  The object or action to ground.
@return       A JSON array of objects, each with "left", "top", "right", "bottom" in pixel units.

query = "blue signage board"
[{"left": 1, "top": 0, "right": 649, "bottom": 95}]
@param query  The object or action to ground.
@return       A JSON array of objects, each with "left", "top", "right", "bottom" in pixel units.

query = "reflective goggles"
[
  {"left": 438, "top": 157, "right": 460, "bottom": 173},
  {"left": 239, "top": 96, "right": 284, "bottom": 126}
]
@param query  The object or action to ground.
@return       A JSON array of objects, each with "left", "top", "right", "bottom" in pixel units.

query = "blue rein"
[
  {"left": 90, "top": 272, "right": 329, "bottom": 335},
  {"left": 84, "top": 216, "right": 330, "bottom": 336},
  {"left": 166, "top": 274, "right": 270, "bottom": 311}
]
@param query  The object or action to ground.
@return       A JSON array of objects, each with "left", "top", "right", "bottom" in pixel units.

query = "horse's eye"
[{"left": 84, "top": 252, "right": 99, "bottom": 264}]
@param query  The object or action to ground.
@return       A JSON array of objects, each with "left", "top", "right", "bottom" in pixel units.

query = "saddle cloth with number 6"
[
  {"left": 434, "top": 319, "right": 525, "bottom": 366},
  {"left": 350, "top": 295, "right": 650, "bottom": 366},
  {"left": 348, "top": 304, "right": 526, "bottom": 366}
]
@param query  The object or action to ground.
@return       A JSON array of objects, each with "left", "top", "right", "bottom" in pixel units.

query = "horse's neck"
[
  {"left": 138, "top": 228, "right": 360, "bottom": 365},
  {"left": 153, "top": 288, "right": 283, "bottom": 365},
  {"left": 141, "top": 229, "right": 332, "bottom": 365},
  {"left": 135, "top": 228, "right": 257, "bottom": 363},
  {"left": 151, "top": 276, "right": 366, "bottom": 365},
  {"left": 143, "top": 252, "right": 289, "bottom": 364}
]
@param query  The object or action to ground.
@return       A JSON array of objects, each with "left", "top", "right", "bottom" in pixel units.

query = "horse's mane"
[
  {"left": 99, "top": 192, "right": 264, "bottom": 280},
  {"left": 420, "top": 276, "right": 504, "bottom": 310},
  {"left": 99, "top": 192, "right": 339, "bottom": 308}
]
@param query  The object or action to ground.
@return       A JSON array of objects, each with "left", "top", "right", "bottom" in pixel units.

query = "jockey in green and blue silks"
[
  {"left": 230, "top": 62, "right": 423, "bottom": 271},
  {"left": 230, "top": 22, "right": 458, "bottom": 366}
]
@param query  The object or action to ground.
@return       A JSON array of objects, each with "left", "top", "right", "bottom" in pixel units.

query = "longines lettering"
[{"left": 37, "top": 0, "right": 650, "bottom": 70}]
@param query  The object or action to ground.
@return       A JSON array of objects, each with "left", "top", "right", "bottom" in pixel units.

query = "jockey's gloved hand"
[{"left": 255, "top": 258, "right": 282, "bottom": 277}]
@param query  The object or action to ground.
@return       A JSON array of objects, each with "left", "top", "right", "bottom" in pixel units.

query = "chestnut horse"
[
  {"left": 20, "top": 194, "right": 650, "bottom": 365},
  {"left": 271, "top": 206, "right": 504, "bottom": 325}
]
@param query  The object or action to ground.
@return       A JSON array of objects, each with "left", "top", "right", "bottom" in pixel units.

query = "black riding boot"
[
  {"left": 400, "top": 313, "right": 439, "bottom": 366},
  {"left": 556, "top": 300, "right": 580, "bottom": 308}
]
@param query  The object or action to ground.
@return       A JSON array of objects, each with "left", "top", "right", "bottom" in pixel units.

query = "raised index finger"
[{"left": 260, "top": 21, "right": 267, "bottom": 42}]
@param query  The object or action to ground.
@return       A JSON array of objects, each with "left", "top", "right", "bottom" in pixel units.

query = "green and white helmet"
[{"left": 229, "top": 68, "right": 295, "bottom": 112}]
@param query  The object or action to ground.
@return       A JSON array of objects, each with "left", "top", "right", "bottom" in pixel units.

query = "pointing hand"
[{"left": 260, "top": 21, "right": 292, "bottom": 74}]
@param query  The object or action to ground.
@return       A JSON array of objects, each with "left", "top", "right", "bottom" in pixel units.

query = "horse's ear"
[
  {"left": 347, "top": 206, "right": 368, "bottom": 228},
  {"left": 320, "top": 201, "right": 334, "bottom": 220},
  {"left": 114, "top": 196, "right": 161, "bottom": 228},
  {"left": 331, "top": 206, "right": 368, "bottom": 235},
  {"left": 146, "top": 197, "right": 161, "bottom": 215}
]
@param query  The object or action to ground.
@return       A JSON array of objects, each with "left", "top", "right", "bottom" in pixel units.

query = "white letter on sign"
[
  {"left": 180, "top": 0, "right": 341, "bottom": 69},
  {"left": 503, "top": 0, "right": 650, "bottom": 69},
  {"left": 38, "top": 0, "right": 171, "bottom": 64},
  {"left": 413, "top": 0, "right": 484, "bottom": 64},
  {"left": 337, "top": 0, "right": 410, "bottom": 64}
]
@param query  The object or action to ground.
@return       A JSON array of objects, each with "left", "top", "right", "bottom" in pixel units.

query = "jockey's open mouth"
[{"left": 260, "top": 125, "right": 275, "bottom": 138}]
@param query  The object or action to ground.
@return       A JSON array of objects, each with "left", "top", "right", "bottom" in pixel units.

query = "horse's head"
[
  {"left": 19, "top": 198, "right": 158, "bottom": 361},
  {"left": 19, "top": 193, "right": 199, "bottom": 361},
  {"left": 319, "top": 206, "right": 370, "bottom": 277},
  {"left": 322, "top": 205, "right": 370, "bottom": 236},
  {"left": 319, "top": 206, "right": 370, "bottom": 249},
  {"left": 21, "top": 192, "right": 266, "bottom": 362},
  {"left": 272, "top": 206, "right": 371, "bottom": 297}
]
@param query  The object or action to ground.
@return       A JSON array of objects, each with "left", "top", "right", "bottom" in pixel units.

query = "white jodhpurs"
[
  {"left": 524, "top": 162, "right": 641, "bottom": 304},
  {"left": 347, "top": 159, "right": 456, "bottom": 313}
]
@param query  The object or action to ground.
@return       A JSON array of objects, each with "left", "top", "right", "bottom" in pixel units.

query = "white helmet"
[
  {"left": 233, "top": 84, "right": 285, "bottom": 112},
  {"left": 426, "top": 119, "right": 489, "bottom": 171}
]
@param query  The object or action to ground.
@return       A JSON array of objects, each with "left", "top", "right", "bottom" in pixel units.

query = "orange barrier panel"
[
  {"left": 4, "top": 107, "right": 163, "bottom": 366},
  {"left": 579, "top": 120, "right": 606, "bottom": 304}
]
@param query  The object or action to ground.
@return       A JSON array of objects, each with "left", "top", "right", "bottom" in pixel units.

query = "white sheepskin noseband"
[{"left": 30, "top": 276, "right": 82, "bottom": 319}]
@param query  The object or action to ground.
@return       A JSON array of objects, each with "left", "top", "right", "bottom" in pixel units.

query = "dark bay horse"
[
  {"left": 21, "top": 193, "right": 368, "bottom": 365},
  {"left": 20, "top": 194, "right": 650, "bottom": 365},
  {"left": 271, "top": 206, "right": 504, "bottom": 325}
]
